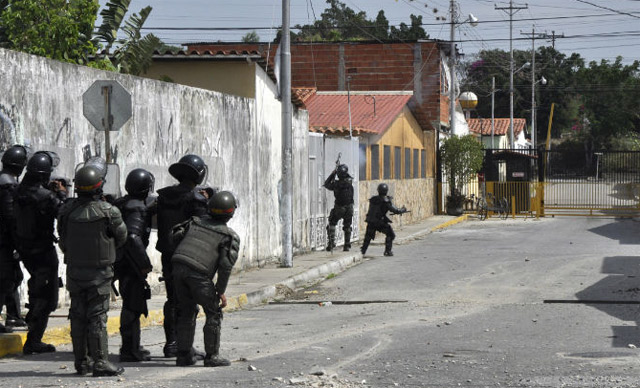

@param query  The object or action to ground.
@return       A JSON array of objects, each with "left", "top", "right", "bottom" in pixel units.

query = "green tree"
[
  {"left": 389, "top": 14, "right": 427, "bottom": 40},
  {"left": 241, "top": 31, "right": 260, "bottom": 43},
  {"left": 440, "top": 134, "right": 483, "bottom": 201},
  {"left": 1, "top": 0, "right": 99, "bottom": 65},
  {"left": 290, "top": 0, "right": 427, "bottom": 42},
  {"left": 460, "top": 47, "right": 585, "bottom": 146},
  {"left": 92, "top": 0, "right": 161, "bottom": 75},
  {"left": 573, "top": 57, "right": 640, "bottom": 150}
]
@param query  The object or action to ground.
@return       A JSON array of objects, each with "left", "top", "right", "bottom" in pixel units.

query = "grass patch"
[{"left": 326, "top": 273, "right": 336, "bottom": 280}]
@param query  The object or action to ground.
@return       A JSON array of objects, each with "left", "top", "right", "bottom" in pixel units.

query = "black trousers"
[
  {"left": 161, "top": 252, "right": 177, "bottom": 343},
  {"left": 21, "top": 247, "right": 59, "bottom": 343},
  {"left": 173, "top": 264, "right": 222, "bottom": 355}
]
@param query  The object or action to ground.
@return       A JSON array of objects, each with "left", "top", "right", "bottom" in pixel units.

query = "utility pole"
[
  {"left": 449, "top": 0, "right": 457, "bottom": 136},
  {"left": 496, "top": 0, "right": 527, "bottom": 149},
  {"left": 491, "top": 77, "right": 495, "bottom": 149},
  {"left": 281, "top": 0, "right": 293, "bottom": 268},
  {"left": 521, "top": 28, "right": 546, "bottom": 150},
  {"left": 542, "top": 30, "right": 564, "bottom": 49}
]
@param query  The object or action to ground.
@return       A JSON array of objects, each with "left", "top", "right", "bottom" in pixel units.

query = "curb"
[
  {"left": 0, "top": 216, "right": 467, "bottom": 358},
  {"left": 430, "top": 214, "right": 469, "bottom": 232}
]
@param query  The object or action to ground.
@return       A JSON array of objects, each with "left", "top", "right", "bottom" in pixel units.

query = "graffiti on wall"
[{"left": 0, "top": 104, "right": 18, "bottom": 148}]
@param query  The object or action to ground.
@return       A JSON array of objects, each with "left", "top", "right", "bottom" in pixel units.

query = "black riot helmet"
[
  {"left": 125, "top": 168, "right": 155, "bottom": 198},
  {"left": 377, "top": 183, "right": 389, "bottom": 196},
  {"left": 74, "top": 166, "right": 104, "bottom": 195},
  {"left": 25, "top": 151, "right": 59, "bottom": 185},
  {"left": 1, "top": 145, "right": 28, "bottom": 173},
  {"left": 168, "top": 154, "right": 207, "bottom": 185},
  {"left": 27, "top": 151, "right": 56, "bottom": 174},
  {"left": 336, "top": 164, "right": 350, "bottom": 179},
  {"left": 208, "top": 190, "right": 238, "bottom": 221}
]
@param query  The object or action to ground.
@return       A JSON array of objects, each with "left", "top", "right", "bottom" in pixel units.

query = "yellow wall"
[
  {"left": 143, "top": 61, "right": 256, "bottom": 98},
  {"left": 361, "top": 106, "right": 436, "bottom": 180},
  {"left": 358, "top": 178, "right": 436, "bottom": 235}
]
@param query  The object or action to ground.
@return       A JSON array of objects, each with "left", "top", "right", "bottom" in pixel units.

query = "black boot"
[
  {"left": 0, "top": 322, "right": 12, "bottom": 334},
  {"left": 343, "top": 229, "right": 352, "bottom": 251},
  {"left": 90, "top": 332, "right": 124, "bottom": 377},
  {"left": 71, "top": 324, "right": 91, "bottom": 375},
  {"left": 163, "top": 302, "right": 178, "bottom": 357},
  {"left": 6, "top": 290, "right": 26, "bottom": 328},
  {"left": 325, "top": 225, "right": 336, "bottom": 252},
  {"left": 360, "top": 238, "right": 371, "bottom": 255},
  {"left": 203, "top": 327, "right": 230, "bottom": 367},
  {"left": 176, "top": 349, "right": 197, "bottom": 366},
  {"left": 384, "top": 237, "right": 394, "bottom": 256},
  {"left": 120, "top": 313, "right": 150, "bottom": 362}
]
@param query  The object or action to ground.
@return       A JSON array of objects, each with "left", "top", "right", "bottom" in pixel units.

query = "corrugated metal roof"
[
  {"left": 306, "top": 92, "right": 412, "bottom": 135},
  {"left": 467, "top": 118, "right": 526, "bottom": 136}
]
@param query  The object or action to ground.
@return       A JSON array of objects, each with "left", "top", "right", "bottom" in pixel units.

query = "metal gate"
[
  {"left": 541, "top": 150, "right": 640, "bottom": 217},
  {"left": 308, "top": 134, "right": 359, "bottom": 250}
]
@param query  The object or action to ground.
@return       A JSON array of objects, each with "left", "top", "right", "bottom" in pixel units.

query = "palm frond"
[{"left": 92, "top": 0, "right": 132, "bottom": 52}]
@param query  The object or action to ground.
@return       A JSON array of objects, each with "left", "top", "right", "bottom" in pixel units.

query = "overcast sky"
[{"left": 115, "top": 0, "right": 640, "bottom": 65}]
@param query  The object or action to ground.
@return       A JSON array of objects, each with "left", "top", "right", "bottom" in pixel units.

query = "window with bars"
[
  {"left": 404, "top": 148, "right": 411, "bottom": 179},
  {"left": 383, "top": 145, "right": 391, "bottom": 179},
  {"left": 371, "top": 145, "right": 380, "bottom": 180}
]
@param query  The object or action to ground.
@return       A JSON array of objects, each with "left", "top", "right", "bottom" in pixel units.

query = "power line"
[
  {"left": 574, "top": 0, "right": 640, "bottom": 19},
  {"left": 140, "top": 10, "right": 640, "bottom": 31}
]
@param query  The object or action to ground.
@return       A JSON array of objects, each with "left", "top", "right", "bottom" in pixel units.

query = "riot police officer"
[
  {"left": 171, "top": 191, "right": 240, "bottom": 367},
  {"left": 14, "top": 151, "right": 67, "bottom": 354},
  {"left": 360, "top": 183, "right": 408, "bottom": 256},
  {"left": 58, "top": 165, "right": 127, "bottom": 376},
  {"left": 0, "top": 145, "right": 28, "bottom": 333},
  {"left": 156, "top": 154, "right": 212, "bottom": 358},
  {"left": 114, "top": 168, "right": 156, "bottom": 362},
  {"left": 324, "top": 164, "right": 354, "bottom": 252}
]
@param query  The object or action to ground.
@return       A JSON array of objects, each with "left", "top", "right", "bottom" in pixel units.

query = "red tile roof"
[
  {"left": 292, "top": 87, "right": 317, "bottom": 108},
  {"left": 306, "top": 92, "right": 412, "bottom": 135},
  {"left": 467, "top": 118, "right": 527, "bottom": 136}
]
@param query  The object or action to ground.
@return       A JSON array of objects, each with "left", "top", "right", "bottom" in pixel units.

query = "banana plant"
[{"left": 92, "top": 0, "right": 160, "bottom": 75}]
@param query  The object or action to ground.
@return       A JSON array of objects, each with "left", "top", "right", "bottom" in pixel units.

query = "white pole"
[
  {"left": 491, "top": 77, "right": 495, "bottom": 149},
  {"left": 531, "top": 27, "right": 536, "bottom": 150},
  {"left": 509, "top": 0, "right": 514, "bottom": 149},
  {"left": 281, "top": 0, "right": 293, "bottom": 267},
  {"left": 449, "top": 0, "right": 457, "bottom": 137}
]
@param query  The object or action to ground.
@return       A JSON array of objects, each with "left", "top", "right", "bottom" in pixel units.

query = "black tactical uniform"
[
  {"left": 324, "top": 164, "right": 355, "bottom": 252},
  {"left": 0, "top": 145, "right": 28, "bottom": 333},
  {"left": 360, "top": 183, "right": 407, "bottom": 256},
  {"left": 114, "top": 168, "right": 156, "bottom": 362},
  {"left": 14, "top": 151, "right": 67, "bottom": 354},
  {"left": 156, "top": 154, "right": 211, "bottom": 358},
  {"left": 171, "top": 191, "right": 239, "bottom": 367},
  {"left": 58, "top": 165, "right": 127, "bottom": 377}
]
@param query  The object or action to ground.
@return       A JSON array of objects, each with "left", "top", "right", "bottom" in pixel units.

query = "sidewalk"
[{"left": 0, "top": 214, "right": 468, "bottom": 358}]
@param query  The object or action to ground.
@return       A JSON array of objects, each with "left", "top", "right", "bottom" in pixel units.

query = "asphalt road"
[{"left": 2, "top": 217, "right": 640, "bottom": 387}]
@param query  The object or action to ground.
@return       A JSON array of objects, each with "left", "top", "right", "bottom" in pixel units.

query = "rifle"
[{"left": 335, "top": 152, "right": 342, "bottom": 169}]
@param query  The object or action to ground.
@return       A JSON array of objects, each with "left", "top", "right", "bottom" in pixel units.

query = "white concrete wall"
[{"left": 0, "top": 48, "right": 310, "bottom": 306}]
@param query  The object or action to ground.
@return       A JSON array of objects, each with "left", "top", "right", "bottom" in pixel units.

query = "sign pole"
[{"left": 102, "top": 86, "right": 113, "bottom": 163}]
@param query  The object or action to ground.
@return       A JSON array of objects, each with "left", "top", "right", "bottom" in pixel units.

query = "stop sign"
[{"left": 82, "top": 80, "right": 132, "bottom": 131}]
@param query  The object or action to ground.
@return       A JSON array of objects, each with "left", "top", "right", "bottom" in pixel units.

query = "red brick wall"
[{"left": 188, "top": 41, "right": 445, "bottom": 130}]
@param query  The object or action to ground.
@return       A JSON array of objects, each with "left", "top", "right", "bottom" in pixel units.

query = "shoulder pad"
[{"left": 70, "top": 201, "right": 110, "bottom": 222}]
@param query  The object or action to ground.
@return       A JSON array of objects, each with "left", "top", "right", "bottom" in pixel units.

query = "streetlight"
[
  {"left": 531, "top": 76, "right": 546, "bottom": 150},
  {"left": 449, "top": 0, "right": 478, "bottom": 137}
]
